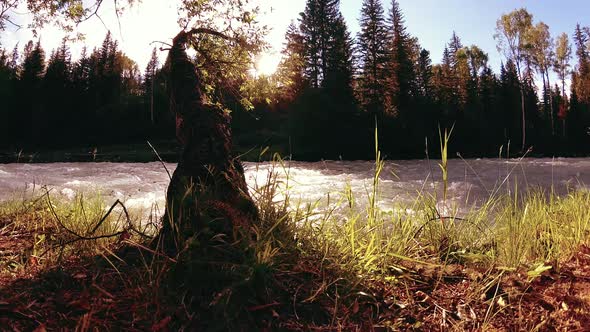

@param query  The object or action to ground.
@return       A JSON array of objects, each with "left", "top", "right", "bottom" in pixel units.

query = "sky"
[{"left": 2, "top": 0, "right": 590, "bottom": 77}]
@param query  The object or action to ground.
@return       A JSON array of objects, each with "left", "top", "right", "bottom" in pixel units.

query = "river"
[{"left": 0, "top": 158, "right": 588, "bottom": 217}]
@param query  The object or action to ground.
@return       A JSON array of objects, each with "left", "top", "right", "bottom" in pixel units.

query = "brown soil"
[{"left": 2, "top": 220, "right": 590, "bottom": 331}]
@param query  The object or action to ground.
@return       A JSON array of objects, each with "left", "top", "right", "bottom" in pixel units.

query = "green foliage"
[
  {"left": 2, "top": 1, "right": 590, "bottom": 157},
  {"left": 275, "top": 23, "right": 306, "bottom": 102},
  {"left": 0, "top": 190, "right": 151, "bottom": 271},
  {"left": 357, "top": 0, "right": 388, "bottom": 116},
  {"left": 0, "top": 0, "right": 138, "bottom": 34},
  {"left": 384, "top": 0, "right": 416, "bottom": 119},
  {"left": 280, "top": 159, "right": 590, "bottom": 280},
  {"left": 554, "top": 32, "right": 571, "bottom": 97},
  {"left": 438, "top": 125, "right": 454, "bottom": 202},
  {"left": 299, "top": 0, "right": 349, "bottom": 89},
  {"left": 3, "top": 155, "right": 590, "bottom": 328},
  {"left": 494, "top": 8, "right": 534, "bottom": 151}
]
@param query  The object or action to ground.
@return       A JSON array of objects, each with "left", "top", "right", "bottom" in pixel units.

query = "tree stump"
[{"left": 158, "top": 29, "right": 258, "bottom": 254}]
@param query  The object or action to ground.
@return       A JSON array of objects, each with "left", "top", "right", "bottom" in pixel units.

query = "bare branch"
[
  {"left": 95, "top": 12, "right": 109, "bottom": 32},
  {"left": 150, "top": 40, "right": 172, "bottom": 47},
  {"left": 114, "top": 0, "right": 123, "bottom": 41},
  {"left": 75, "top": 0, "right": 105, "bottom": 25},
  {"left": 4, "top": 15, "right": 21, "bottom": 29},
  {"left": 0, "top": 0, "right": 22, "bottom": 30}
]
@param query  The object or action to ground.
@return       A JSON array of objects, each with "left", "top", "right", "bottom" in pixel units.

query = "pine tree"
[
  {"left": 573, "top": 24, "right": 590, "bottom": 103},
  {"left": 276, "top": 22, "right": 306, "bottom": 101},
  {"left": 479, "top": 65, "right": 501, "bottom": 151},
  {"left": 414, "top": 48, "right": 435, "bottom": 149},
  {"left": 144, "top": 47, "right": 159, "bottom": 124},
  {"left": 566, "top": 71, "right": 589, "bottom": 151},
  {"left": 8, "top": 44, "right": 19, "bottom": 79},
  {"left": 72, "top": 47, "right": 90, "bottom": 91},
  {"left": 324, "top": 14, "right": 355, "bottom": 100},
  {"left": 44, "top": 38, "right": 72, "bottom": 143},
  {"left": 293, "top": 0, "right": 362, "bottom": 158},
  {"left": 357, "top": 0, "right": 388, "bottom": 116},
  {"left": 19, "top": 40, "right": 46, "bottom": 143},
  {"left": 66, "top": 46, "right": 91, "bottom": 139},
  {"left": 436, "top": 46, "right": 456, "bottom": 123},
  {"left": 500, "top": 60, "right": 523, "bottom": 145},
  {"left": 415, "top": 49, "right": 433, "bottom": 98},
  {"left": 0, "top": 46, "right": 15, "bottom": 144},
  {"left": 385, "top": 0, "right": 415, "bottom": 121},
  {"left": 299, "top": 0, "right": 340, "bottom": 88},
  {"left": 44, "top": 39, "right": 71, "bottom": 89},
  {"left": 448, "top": 31, "right": 463, "bottom": 69}
]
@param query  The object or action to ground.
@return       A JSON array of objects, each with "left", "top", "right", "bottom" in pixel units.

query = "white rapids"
[{"left": 0, "top": 158, "right": 588, "bottom": 218}]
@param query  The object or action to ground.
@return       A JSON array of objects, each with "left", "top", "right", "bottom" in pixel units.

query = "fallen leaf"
[{"left": 352, "top": 299, "right": 359, "bottom": 314}]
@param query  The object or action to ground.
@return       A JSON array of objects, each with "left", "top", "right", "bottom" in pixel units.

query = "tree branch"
[
  {"left": 75, "top": 0, "right": 105, "bottom": 24},
  {"left": 0, "top": 0, "right": 22, "bottom": 30},
  {"left": 186, "top": 27, "right": 232, "bottom": 41}
]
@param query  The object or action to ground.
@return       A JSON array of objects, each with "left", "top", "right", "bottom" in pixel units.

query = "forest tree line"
[
  {"left": 0, "top": 32, "right": 172, "bottom": 148},
  {"left": 267, "top": 0, "right": 590, "bottom": 158},
  {"left": 1, "top": 0, "right": 590, "bottom": 160}
]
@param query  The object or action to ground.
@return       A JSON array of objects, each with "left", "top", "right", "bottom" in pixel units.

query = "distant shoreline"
[{"left": 2, "top": 143, "right": 590, "bottom": 164}]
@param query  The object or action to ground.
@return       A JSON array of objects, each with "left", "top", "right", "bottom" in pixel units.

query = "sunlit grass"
[
  {"left": 241, "top": 146, "right": 590, "bottom": 329},
  {"left": 1, "top": 142, "right": 590, "bottom": 329},
  {"left": 0, "top": 190, "right": 155, "bottom": 273},
  {"left": 271, "top": 154, "right": 590, "bottom": 281}
]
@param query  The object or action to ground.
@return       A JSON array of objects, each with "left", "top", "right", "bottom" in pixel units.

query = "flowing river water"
[{"left": 0, "top": 158, "right": 589, "bottom": 218}]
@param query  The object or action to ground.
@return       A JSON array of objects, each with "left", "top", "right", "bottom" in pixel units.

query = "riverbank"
[
  {"left": 0, "top": 138, "right": 289, "bottom": 163},
  {"left": 1, "top": 175, "right": 590, "bottom": 330},
  {"left": 2, "top": 139, "right": 590, "bottom": 164}
]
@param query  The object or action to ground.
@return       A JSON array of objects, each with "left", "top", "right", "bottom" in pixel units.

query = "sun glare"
[{"left": 254, "top": 52, "right": 281, "bottom": 76}]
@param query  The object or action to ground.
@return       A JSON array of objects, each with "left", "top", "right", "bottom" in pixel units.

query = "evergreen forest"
[{"left": 1, "top": 0, "right": 589, "bottom": 160}]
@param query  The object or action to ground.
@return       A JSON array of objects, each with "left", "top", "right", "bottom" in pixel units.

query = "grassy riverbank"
[{"left": 1, "top": 157, "right": 590, "bottom": 330}]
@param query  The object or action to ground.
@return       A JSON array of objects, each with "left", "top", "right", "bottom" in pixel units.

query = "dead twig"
[
  {"left": 90, "top": 199, "right": 129, "bottom": 234},
  {"left": 40, "top": 188, "right": 154, "bottom": 258}
]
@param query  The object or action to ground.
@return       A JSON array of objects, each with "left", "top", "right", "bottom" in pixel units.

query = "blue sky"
[
  {"left": 2, "top": 0, "right": 590, "bottom": 76},
  {"left": 351, "top": 0, "right": 590, "bottom": 72},
  {"left": 293, "top": 0, "right": 590, "bottom": 85}
]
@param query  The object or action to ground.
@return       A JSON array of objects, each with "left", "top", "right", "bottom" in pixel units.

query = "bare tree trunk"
[
  {"left": 545, "top": 69, "right": 555, "bottom": 136},
  {"left": 540, "top": 69, "right": 550, "bottom": 133},
  {"left": 157, "top": 30, "right": 258, "bottom": 253},
  {"left": 150, "top": 69, "right": 154, "bottom": 125},
  {"left": 562, "top": 77, "right": 567, "bottom": 138},
  {"left": 519, "top": 86, "right": 526, "bottom": 152},
  {"left": 516, "top": 61, "right": 526, "bottom": 153}
]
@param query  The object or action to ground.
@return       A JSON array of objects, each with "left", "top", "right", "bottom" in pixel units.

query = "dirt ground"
[{"left": 1, "top": 219, "right": 590, "bottom": 331}]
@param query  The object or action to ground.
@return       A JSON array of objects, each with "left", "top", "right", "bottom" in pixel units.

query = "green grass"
[
  {"left": 0, "top": 190, "right": 155, "bottom": 272},
  {"left": 2, "top": 147, "right": 590, "bottom": 329}
]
